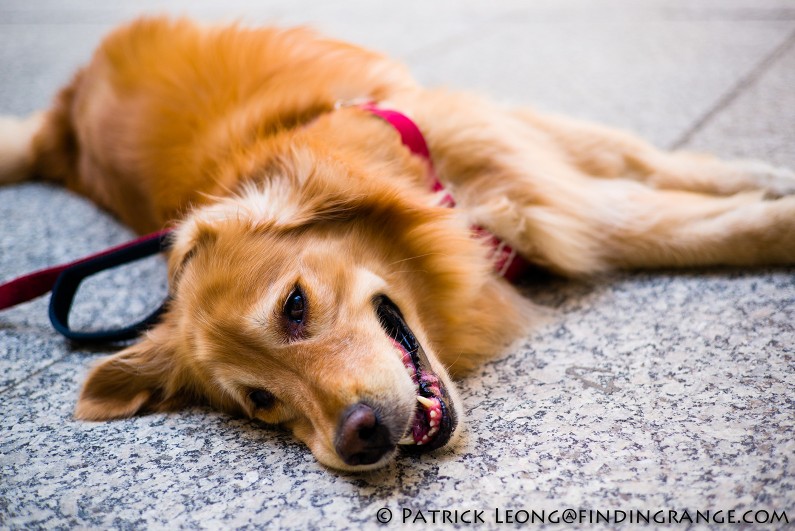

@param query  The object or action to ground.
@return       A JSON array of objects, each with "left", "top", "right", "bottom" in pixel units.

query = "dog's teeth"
[
  {"left": 429, "top": 420, "right": 437, "bottom": 427},
  {"left": 422, "top": 435, "right": 429, "bottom": 443},
  {"left": 416, "top": 440, "right": 423, "bottom": 446},
  {"left": 416, "top": 395, "right": 435, "bottom": 408},
  {"left": 398, "top": 435, "right": 415, "bottom": 445},
  {"left": 429, "top": 410, "right": 437, "bottom": 419},
  {"left": 428, "top": 428, "right": 438, "bottom": 436}
]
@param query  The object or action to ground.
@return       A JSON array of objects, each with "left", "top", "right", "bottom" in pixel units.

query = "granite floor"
[{"left": 1, "top": 1, "right": 794, "bottom": 529}]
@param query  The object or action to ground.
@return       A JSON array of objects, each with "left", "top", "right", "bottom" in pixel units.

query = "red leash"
[
  {"left": 0, "top": 104, "right": 530, "bottom": 341},
  {"left": 0, "top": 230, "right": 172, "bottom": 311}
]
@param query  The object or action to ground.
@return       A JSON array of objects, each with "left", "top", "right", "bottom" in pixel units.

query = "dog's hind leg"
[
  {"left": 0, "top": 70, "right": 83, "bottom": 190},
  {"left": 0, "top": 112, "right": 45, "bottom": 184}
]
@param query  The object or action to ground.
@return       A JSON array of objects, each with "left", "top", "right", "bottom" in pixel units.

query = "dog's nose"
[{"left": 335, "top": 403, "right": 394, "bottom": 466}]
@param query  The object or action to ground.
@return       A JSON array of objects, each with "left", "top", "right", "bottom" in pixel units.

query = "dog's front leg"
[
  {"left": 512, "top": 109, "right": 795, "bottom": 199},
  {"left": 395, "top": 89, "right": 795, "bottom": 275}
]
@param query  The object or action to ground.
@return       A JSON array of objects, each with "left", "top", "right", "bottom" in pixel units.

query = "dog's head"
[{"left": 74, "top": 147, "right": 526, "bottom": 470}]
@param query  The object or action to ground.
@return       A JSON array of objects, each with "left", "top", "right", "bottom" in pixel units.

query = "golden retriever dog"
[{"left": 1, "top": 17, "right": 793, "bottom": 471}]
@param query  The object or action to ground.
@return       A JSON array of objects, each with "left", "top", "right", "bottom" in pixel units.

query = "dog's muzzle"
[{"left": 331, "top": 297, "right": 458, "bottom": 467}]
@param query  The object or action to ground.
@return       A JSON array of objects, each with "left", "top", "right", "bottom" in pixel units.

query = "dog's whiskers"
[{"left": 388, "top": 252, "right": 440, "bottom": 266}]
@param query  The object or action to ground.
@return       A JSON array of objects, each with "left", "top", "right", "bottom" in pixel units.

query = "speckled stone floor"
[{"left": 1, "top": 1, "right": 793, "bottom": 529}]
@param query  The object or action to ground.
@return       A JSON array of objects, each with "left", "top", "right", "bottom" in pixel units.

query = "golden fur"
[{"left": 2, "top": 17, "right": 794, "bottom": 470}]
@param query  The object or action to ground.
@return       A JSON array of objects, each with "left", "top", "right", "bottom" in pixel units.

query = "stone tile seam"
[{"left": 671, "top": 26, "right": 795, "bottom": 150}]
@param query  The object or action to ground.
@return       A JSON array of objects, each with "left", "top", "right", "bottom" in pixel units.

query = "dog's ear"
[
  {"left": 74, "top": 331, "right": 186, "bottom": 420},
  {"left": 167, "top": 217, "right": 218, "bottom": 284}
]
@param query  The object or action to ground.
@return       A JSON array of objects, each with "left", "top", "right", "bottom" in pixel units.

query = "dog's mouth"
[{"left": 375, "top": 297, "right": 457, "bottom": 452}]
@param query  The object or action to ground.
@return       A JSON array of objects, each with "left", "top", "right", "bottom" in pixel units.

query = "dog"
[{"left": 1, "top": 17, "right": 794, "bottom": 471}]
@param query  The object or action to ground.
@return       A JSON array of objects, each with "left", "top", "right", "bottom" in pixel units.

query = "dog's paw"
[{"left": 733, "top": 159, "right": 795, "bottom": 198}]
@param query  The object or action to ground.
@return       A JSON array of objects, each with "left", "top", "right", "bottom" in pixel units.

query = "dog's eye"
[
  {"left": 284, "top": 286, "right": 305, "bottom": 324},
  {"left": 249, "top": 389, "right": 276, "bottom": 410}
]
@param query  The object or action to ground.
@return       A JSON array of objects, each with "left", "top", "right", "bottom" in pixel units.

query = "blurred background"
[{"left": 2, "top": 0, "right": 794, "bottom": 160}]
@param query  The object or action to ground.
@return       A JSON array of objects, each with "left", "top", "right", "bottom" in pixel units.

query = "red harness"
[
  {"left": 0, "top": 104, "right": 530, "bottom": 340},
  {"left": 361, "top": 103, "right": 530, "bottom": 281}
]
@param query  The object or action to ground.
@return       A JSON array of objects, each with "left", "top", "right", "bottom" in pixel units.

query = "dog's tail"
[
  {"left": 0, "top": 112, "right": 46, "bottom": 184},
  {"left": 1, "top": 70, "right": 84, "bottom": 187}
]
